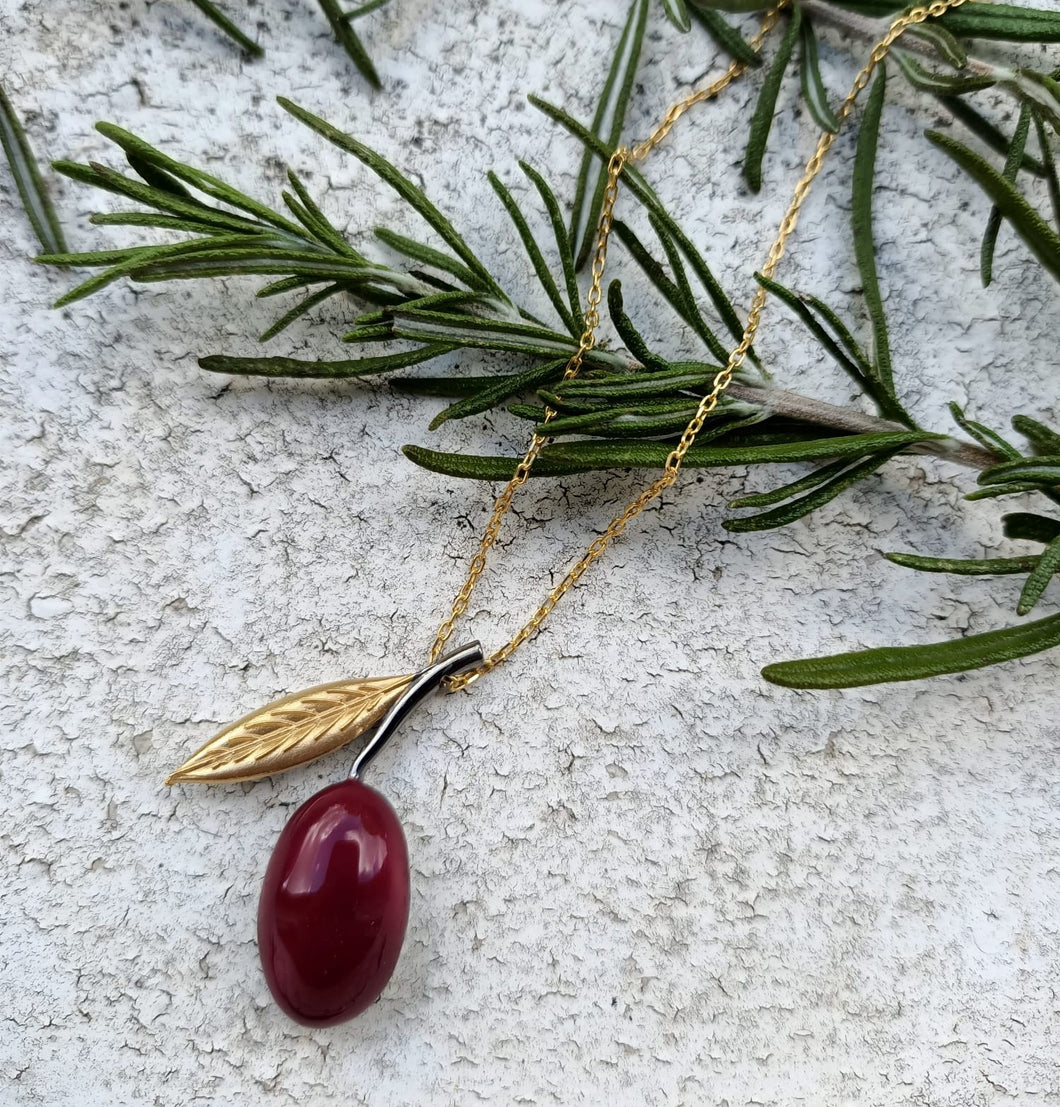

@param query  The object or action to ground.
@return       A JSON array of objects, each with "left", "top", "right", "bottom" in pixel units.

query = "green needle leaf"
[
  {"left": 488, "top": 171, "right": 576, "bottom": 335},
  {"left": 403, "top": 430, "right": 938, "bottom": 479},
  {"left": 569, "top": 0, "right": 649, "bottom": 269},
  {"left": 0, "top": 82, "right": 66, "bottom": 253},
  {"left": 1003, "top": 512, "right": 1060, "bottom": 544},
  {"left": 935, "top": 3, "right": 1060, "bottom": 42},
  {"left": 429, "top": 359, "right": 569, "bottom": 429},
  {"left": 830, "top": 2, "right": 1060, "bottom": 43},
  {"left": 981, "top": 103, "right": 1032, "bottom": 286},
  {"left": 374, "top": 226, "right": 484, "bottom": 291},
  {"left": 556, "top": 363, "right": 724, "bottom": 402},
  {"left": 1031, "top": 110, "right": 1060, "bottom": 233},
  {"left": 279, "top": 98, "right": 507, "bottom": 299},
  {"left": 648, "top": 215, "right": 730, "bottom": 363},
  {"left": 754, "top": 273, "right": 912, "bottom": 422},
  {"left": 391, "top": 375, "right": 501, "bottom": 399},
  {"left": 904, "top": 23, "right": 967, "bottom": 68},
  {"left": 316, "top": 0, "right": 382, "bottom": 88},
  {"left": 661, "top": 0, "right": 692, "bottom": 32},
  {"left": 42, "top": 236, "right": 280, "bottom": 306},
  {"left": 93, "top": 124, "right": 307, "bottom": 236},
  {"left": 388, "top": 306, "right": 617, "bottom": 365},
  {"left": 688, "top": 5, "right": 761, "bottom": 67},
  {"left": 185, "top": 0, "right": 264, "bottom": 57},
  {"left": 938, "top": 96, "right": 1046, "bottom": 178},
  {"left": 893, "top": 52, "right": 996, "bottom": 96},
  {"left": 723, "top": 446, "right": 906, "bottom": 532},
  {"left": 1013, "top": 414, "right": 1060, "bottom": 455},
  {"left": 885, "top": 551, "right": 1041, "bottom": 575},
  {"left": 979, "top": 455, "right": 1060, "bottom": 487},
  {"left": 285, "top": 169, "right": 362, "bottom": 257},
  {"left": 949, "top": 402, "right": 1019, "bottom": 460},
  {"left": 607, "top": 280, "right": 669, "bottom": 369},
  {"left": 199, "top": 343, "right": 453, "bottom": 377},
  {"left": 519, "top": 161, "right": 584, "bottom": 334},
  {"left": 1017, "top": 535, "right": 1060, "bottom": 614},
  {"left": 799, "top": 19, "right": 839, "bottom": 134},
  {"left": 927, "top": 128, "right": 1060, "bottom": 284},
  {"left": 259, "top": 282, "right": 347, "bottom": 342},
  {"left": 762, "top": 612, "right": 1060, "bottom": 688},
  {"left": 743, "top": 5, "right": 801, "bottom": 192},
  {"left": 851, "top": 67, "right": 893, "bottom": 397},
  {"left": 729, "top": 455, "right": 852, "bottom": 508},
  {"left": 1006, "top": 70, "right": 1060, "bottom": 136}
]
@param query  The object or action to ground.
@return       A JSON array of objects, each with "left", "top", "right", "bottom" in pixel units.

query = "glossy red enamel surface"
[{"left": 258, "top": 778, "right": 410, "bottom": 1026}]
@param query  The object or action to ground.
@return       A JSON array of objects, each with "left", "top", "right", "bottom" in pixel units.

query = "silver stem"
[{"left": 350, "top": 641, "right": 484, "bottom": 779}]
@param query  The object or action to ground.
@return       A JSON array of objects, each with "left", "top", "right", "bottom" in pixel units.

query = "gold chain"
[{"left": 433, "top": 0, "right": 971, "bottom": 691}]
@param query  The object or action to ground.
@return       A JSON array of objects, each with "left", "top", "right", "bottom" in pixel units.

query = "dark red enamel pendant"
[
  {"left": 258, "top": 778, "right": 410, "bottom": 1025},
  {"left": 255, "top": 642, "right": 483, "bottom": 1026}
]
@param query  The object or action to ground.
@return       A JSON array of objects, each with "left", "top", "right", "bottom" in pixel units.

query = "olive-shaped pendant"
[{"left": 255, "top": 643, "right": 483, "bottom": 1026}]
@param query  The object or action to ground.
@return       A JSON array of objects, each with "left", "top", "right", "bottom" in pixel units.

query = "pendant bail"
[{"left": 350, "top": 641, "right": 483, "bottom": 779}]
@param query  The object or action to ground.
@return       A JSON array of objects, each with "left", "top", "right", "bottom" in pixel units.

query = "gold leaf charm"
[{"left": 166, "top": 673, "right": 416, "bottom": 785}]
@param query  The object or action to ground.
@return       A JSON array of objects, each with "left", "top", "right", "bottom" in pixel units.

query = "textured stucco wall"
[{"left": 1, "top": 1, "right": 1058, "bottom": 1104}]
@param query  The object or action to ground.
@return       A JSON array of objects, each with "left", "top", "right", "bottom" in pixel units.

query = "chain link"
[{"left": 433, "top": 0, "right": 971, "bottom": 691}]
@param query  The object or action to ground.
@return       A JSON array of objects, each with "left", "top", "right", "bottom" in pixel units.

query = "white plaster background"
[{"left": 1, "top": 0, "right": 1059, "bottom": 1103}]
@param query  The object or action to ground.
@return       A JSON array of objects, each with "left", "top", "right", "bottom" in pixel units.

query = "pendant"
[{"left": 167, "top": 642, "right": 484, "bottom": 1027}]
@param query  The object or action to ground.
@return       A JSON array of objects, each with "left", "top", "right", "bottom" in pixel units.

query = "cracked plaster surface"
[{"left": 1, "top": 1, "right": 1059, "bottom": 1104}]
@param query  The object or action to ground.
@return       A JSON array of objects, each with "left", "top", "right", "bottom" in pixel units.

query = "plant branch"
[{"left": 727, "top": 382, "right": 998, "bottom": 469}]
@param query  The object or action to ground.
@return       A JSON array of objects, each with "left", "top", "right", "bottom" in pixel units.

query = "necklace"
[{"left": 166, "top": 0, "right": 970, "bottom": 1027}]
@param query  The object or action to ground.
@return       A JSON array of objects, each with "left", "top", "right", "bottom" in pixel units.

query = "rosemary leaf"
[
  {"left": 799, "top": 19, "right": 839, "bottom": 134},
  {"left": 979, "top": 455, "right": 1060, "bottom": 486},
  {"left": 0, "top": 82, "right": 66, "bottom": 253},
  {"left": 723, "top": 446, "right": 906, "bottom": 532},
  {"left": 762, "top": 612, "right": 1060, "bottom": 688},
  {"left": 316, "top": 0, "right": 382, "bottom": 88},
  {"left": 938, "top": 96, "right": 1046, "bottom": 178},
  {"left": 885, "top": 552, "right": 1041, "bottom": 575},
  {"left": 661, "top": 0, "right": 692, "bottom": 33},
  {"left": 607, "top": 280, "right": 671, "bottom": 370},
  {"left": 981, "top": 103, "right": 1032, "bottom": 286},
  {"left": 832, "top": 2, "right": 1060, "bottom": 44},
  {"left": 904, "top": 23, "right": 967, "bottom": 68},
  {"left": 928, "top": 129, "right": 1060, "bottom": 284},
  {"left": 1013, "top": 414, "right": 1060, "bottom": 454},
  {"left": 279, "top": 97, "right": 507, "bottom": 299},
  {"left": 93, "top": 124, "right": 306, "bottom": 236},
  {"left": 743, "top": 4, "right": 801, "bottom": 192},
  {"left": 555, "top": 363, "right": 724, "bottom": 401},
  {"left": 285, "top": 169, "right": 362, "bottom": 257},
  {"left": 1017, "top": 535, "right": 1060, "bottom": 614},
  {"left": 949, "top": 402, "right": 1019, "bottom": 460},
  {"left": 1003, "top": 512, "right": 1060, "bottom": 544},
  {"left": 893, "top": 53, "right": 996, "bottom": 96},
  {"left": 488, "top": 172, "right": 576, "bottom": 335},
  {"left": 688, "top": 5, "right": 761, "bottom": 67},
  {"left": 851, "top": 67, "right": 893, "bottom": 399},
  {"left": 519, "top": 161, "right": 584, "bottom": 334},
  {"left": 429, "top": 359, "right": 569, "bottom": 429},
  {"left": 184, "top": 0, "right": 263, "bottom": 57},
  {"left": 199, "top": 344, "right": 453, "bottom": 378},
  {"left": 374, "top": 226, "right": 486, "bottom": 292},
  {"left": 1031, "top": 111, "right": 1060, "bottom": 232},
  {"left": 403, "top": 430, "right": 938, "bottom": 479},
  {"left": 570, "top": 0, "right": 649, "bottom": 268},
  {"left": 259, "top": 283, "right": 347, "bottom": 342}
]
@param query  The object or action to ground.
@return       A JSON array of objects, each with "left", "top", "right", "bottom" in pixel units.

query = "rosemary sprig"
[{"left": 37, "top": 0, "right": 1060, "bottom": 689}]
